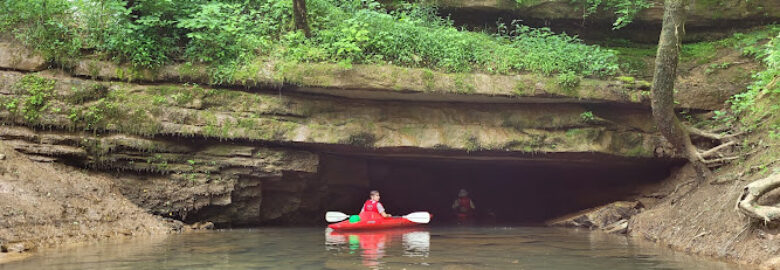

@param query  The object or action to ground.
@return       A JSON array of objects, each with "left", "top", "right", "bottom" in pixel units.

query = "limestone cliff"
[{"left": 0, "top": 34, "right": 755, "bottom": 226}]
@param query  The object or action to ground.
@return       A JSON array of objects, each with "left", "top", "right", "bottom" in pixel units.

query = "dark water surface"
[{"left": 1, "top": 226, "right": 750, "bottom": 270}]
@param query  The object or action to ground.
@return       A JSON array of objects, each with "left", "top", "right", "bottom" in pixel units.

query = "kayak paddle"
[
  {"left": 404, "top": 212, "right": 431, "bottom": 224},
  {"left": 325, "top": 211, "right": 349, "bottom": 222},
  {"left": 325, "top": 211, "right": 431, "bottom": 224}
]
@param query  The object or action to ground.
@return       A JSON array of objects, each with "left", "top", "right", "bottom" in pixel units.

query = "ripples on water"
[{"left": 0, "top": 227, "right": 750, "bottom": 270}]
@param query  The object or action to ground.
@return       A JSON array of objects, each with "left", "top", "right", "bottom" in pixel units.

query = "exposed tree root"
[
  {"left": 681, "top": 124, "right": 753, "bottom": 170},
  {"left": 687, "top": 126, "right": 744, "bottom": 141},
  {"left": 698, "top": 141, "right": 735, "bottom": 158},
  {"left": 737, "top": 173, "right": 780, "bottom": 223},
  {"left": 702, "top": 156, "right": 741, "bottom": 164}
]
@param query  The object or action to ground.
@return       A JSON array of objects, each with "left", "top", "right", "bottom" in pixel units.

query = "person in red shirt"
[
  {"left": 360, "top": 190, "right": 391, "bottom": 218},
  {"left": 452, "top": 189, "right": 476, "bottom": 223}
]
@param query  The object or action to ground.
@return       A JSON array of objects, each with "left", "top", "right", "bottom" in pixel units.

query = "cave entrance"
[{"left": 320, "top": 152, "right": 683, "bottom": 225}]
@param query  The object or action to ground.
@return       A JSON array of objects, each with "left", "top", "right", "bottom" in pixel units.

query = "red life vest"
[
  {"left": 361, "top": 200, "right": 383, "bottom": 219},
  {"left": 362, "top": 199, "right": 381, "bottom": 213},
  {"left": 458, "top": 197, "right": 474, "bottom": 213}
]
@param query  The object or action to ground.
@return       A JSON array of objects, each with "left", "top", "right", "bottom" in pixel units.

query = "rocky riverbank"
[{"left": 0, "top": 140, "right": 193, "bottom": 263}]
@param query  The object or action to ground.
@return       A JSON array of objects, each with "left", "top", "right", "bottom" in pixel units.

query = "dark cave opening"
[{"left": 321, "top": 152, "right": 682, "bottom": 225}]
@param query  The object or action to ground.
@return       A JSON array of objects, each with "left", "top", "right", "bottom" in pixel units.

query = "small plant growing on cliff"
[
  {"left": 68, "top": 84, "right": 109, "bottom": 104},
  {"left": 14, "top": 75, "right": 56, "bottom": 122},
  {"left": 4, "top": 99, "right": 19, "bottom": 113},
  {"left": 580, "top": 111, "right": 595, "bottom": 122},
  {"left": 556, "top": 72, "right": 581, "bottom": 94},
  {"left": 453, "top": 74, "right": 476, "bottom": 94},
  {"left": 67, "top": 98, "right": 120, "bottom": 132}
]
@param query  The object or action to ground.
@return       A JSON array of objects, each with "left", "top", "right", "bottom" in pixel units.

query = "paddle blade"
[
  {"left": 325, "top": 211, "right": 349, "bottom": 222},
  {"left": 404, "top": 212, "right": 431, "bottom": 224}
]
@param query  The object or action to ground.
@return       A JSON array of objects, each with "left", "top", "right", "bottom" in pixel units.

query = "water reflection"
[
  {"left": 1, "top": 227, "right": 754, "bottom": 270},
  {"left": 325, "top": 228, "right": 430, "bottom": 268}
]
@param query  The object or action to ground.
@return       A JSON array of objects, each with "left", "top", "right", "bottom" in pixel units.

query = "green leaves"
[
  {"left": 287, "top": 5, "right": 617, "bottom": 77},
  {"left": 519, "top": 0, "right": 653, "bottom": 29},
  {"left": 580, "top": 111, "right": 595, "bottom": 122},
  {"left": 0, "top": 0, "right": 83, "bottom": 65},
  {"left": 609, "top": 0, "right": 653, "bottom": 29},
  {"left": 14, "top": 75, "right": 56, "bottom": 122},
  {"left": 177, "top": 2, "right": 264, "bottom": 65},
  {"left": 3, "top": 0, "right": 620, "bottom": 78}
]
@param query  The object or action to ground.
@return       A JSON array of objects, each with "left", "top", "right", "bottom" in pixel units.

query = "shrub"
[
  {"left": 178, "top": 3, "right": 266, "bottom": 64},
  {"left": 13, "top": 75, "right": 56, "bottom": 122},
  {"left": 2, "top": 0, "right": 621, "bottom": 78},
  {"left": 0, "top": 0, "right": 82, "bottom": 65}
]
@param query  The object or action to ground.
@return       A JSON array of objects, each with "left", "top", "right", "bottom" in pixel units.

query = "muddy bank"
[
  {"left": 0, "top": 140, "right": 180, "bottom": 263},
  {"left": 630, "top": 164, "right": 780, "bottom": 269}
]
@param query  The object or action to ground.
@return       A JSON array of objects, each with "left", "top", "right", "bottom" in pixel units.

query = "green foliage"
[
  {"left": 453, "top": 74, "right": 475, "bottom": 93},
  {"left": 99, "top": 0, "right": 196, "bottom": 68},
  {"left": 728, "top": 32, "right": 779, "bottom": 116},
  {"left": 515, "top": 0, "right": 652, "bottom": 29},
  {"left": 12, "top": 75, "right": 56, "bottom": 122},
  {"left": 609, "top": 43, "right": 655, "bottom": 75},
  {"left": 147, "top": 154, "right": 170, "bottom": 172},
  {"left": 711, "top": 110, "right": 735, "bottom": 128},
  {"left": 705, "top": 29, "right": 779, "bottom": 137},
  {"left": 556, "top": 72, "right": 581, "bottom": 93},
  {"left": 2, "top": 0, "right": 619, "bottom": 79},
  {"left": 0, "top": 0, "right": 84, "bottom": 65},
  {"left": 177, "top": 2, "right": 267, "bottom": 79},
  {"left": 580, "top": 111, "right": 595, "bottom": 122},
  {"left": 152, "top": 95, "right": 168, "bottom": 105},
  {"left": 607, "top": 0, "right": 653, "bottom": 29},
  {"left": 68, "top": 84, "right": 109, "bottom": 104},
  {"left": 617, "top": 76, "right": 635, "bottom": 83},
  {"left": 681, "top": 42, "right": 717, "bottom": 65},
  {"left": 769, "top": 124, "right": 780, "bottom": 140},
  {"left": 721, "top": 26, "right": 780, "bottom": 58},
  {"left": 68, "top": 98, "right": 120, "bottom": 131},
  {"left": 575, "top": 0, "right": 653, "bottom": 29},
  {"left": 3, "top": 98, "right": 20, "bottom": 115},
  {"left": 505, "top": 25, "right": 618, "bottom": 76}
]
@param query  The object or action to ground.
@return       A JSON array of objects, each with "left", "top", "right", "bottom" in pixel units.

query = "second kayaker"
[
  {"left": 360, "top": 190, "right": 391, "bottom": 218},
  {"left": 452, "top": 189, "right": 476, "bottom": 223}
]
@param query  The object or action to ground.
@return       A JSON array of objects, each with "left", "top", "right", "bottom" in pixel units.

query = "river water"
[{"left": 1, "top": 226, "right": 749, "bottom": 270}]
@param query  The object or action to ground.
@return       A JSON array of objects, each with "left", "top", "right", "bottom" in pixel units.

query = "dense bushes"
[
  {"left": 0, "top": 0, "right": 619, "bottom": 80},
  {"left": 729, "top": 32, "right": 779, "bottom": 116}
]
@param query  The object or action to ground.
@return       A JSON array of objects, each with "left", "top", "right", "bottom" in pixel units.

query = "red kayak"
[{"left": 327, "top": 212, "right": 430, "bottom": 230}]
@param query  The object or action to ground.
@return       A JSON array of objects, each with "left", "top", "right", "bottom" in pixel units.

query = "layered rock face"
[
  {"left": 0, "top": 40, "right": 723, "bottom": 226},
  {"left": 0, "top": 68, "right": 677, "bottom": 225},
  {"left": 429, "top": 0, "right": 779, "bottom": 42},
  {"left": 0, "top": 125, "right": 319, "bottom": 226},
  {"left": 431, "top": 0, "right": 779, "bottom": 25}
]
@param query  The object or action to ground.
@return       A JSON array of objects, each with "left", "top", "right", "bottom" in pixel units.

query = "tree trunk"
[
  {"left": 293, "top": 0, "right": 311, "bottom": 38},
  {"left": 651, "top": 0, "right": 711, "bottom": 181},
  {"left": 737, "top": 173, "right": 780, "bottom": 222}
]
